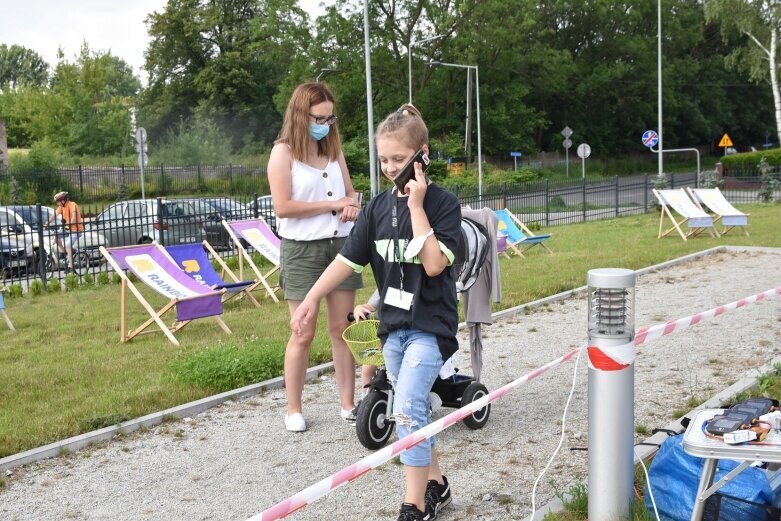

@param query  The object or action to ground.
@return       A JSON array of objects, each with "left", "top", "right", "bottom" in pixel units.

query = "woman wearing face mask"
[{"left": 268, "top": 82, "right": 363, "bottom": 432}]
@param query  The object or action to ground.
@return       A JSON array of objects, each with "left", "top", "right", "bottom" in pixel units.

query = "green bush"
[
  {"left": 111, "top": 273, "right": 122, "bottom": 285},
  {"left": 6, "top": 284, "right": 23, "bottom": 298},
  {"left": 63, "top": 273, "right": 79, "bottom": 291},
  {"left": 154, "top": 116, "right": 234, "bottom": 165},
  {"left": 169, "top": 343, "right": 287, "bottom": 392},
  {"left": 29, "top": 279, "right": 44, "bottom": 296},
  {"left": 46, "top": 278, "right": 61, "bottom": 293},
  {"left": 721, "top": 148, "right": 781, "bottom": 168},
  {"left": 97, "top": 272, "right": 110, "bottom": 286},
  {"left": 83, "top": 273, "right": 94, "bottom": 286}
]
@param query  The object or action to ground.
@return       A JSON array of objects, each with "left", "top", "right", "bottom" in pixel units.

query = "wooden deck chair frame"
[
  {"left": 497, "top": 208, "right": 553, "bottom": 256},
  {"left": 167, "top": 241, "right": 261, "bottom": 308},
  {"left": 652, "top": 188, "right": 719, "bottom": 241},
  {"left": 221, "top": 219, "right": 280, "bottom": 303},
  {"left": 0, "top": 287, "right": 14, "bottom": 331},
  {"left": 686, "top": 186, "right": 750, "bottom": 237},
  {"left": 100, "top": 243, "right": 232, "bottom": 346}
]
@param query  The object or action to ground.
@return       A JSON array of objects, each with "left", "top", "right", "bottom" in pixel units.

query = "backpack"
[{"left": 453, "top": 217, "right": 489, "bottom": 293}]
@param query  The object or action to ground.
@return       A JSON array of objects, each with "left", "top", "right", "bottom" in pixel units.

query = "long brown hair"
[
  {"left": 376, "top": 104, "right": 429, "bottom": 150},
  {"left": 275, "top": 82, "right": 342, "bottom": 163}
]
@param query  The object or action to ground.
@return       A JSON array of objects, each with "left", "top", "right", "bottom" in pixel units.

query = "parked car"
[
  {"left": 89, "top": 199, "right": 206, "bottom": 247},
  {"left": 0, "top": 235, "right": 34, "bottom": 276},
  {"left": 252, "top": 195, "right": 277, "bottom": 232},
  {"left": 177, "top": 198, "right": 231, "bottom": 250},
  {"left": 0, "top": 205, "right": 107, "bottom": 274},
  {"left": 201, "top": 197, "right": 252, "bottom": 221}
]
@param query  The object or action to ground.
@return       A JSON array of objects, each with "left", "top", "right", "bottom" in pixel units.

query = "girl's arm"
[
  {"left": 268, "top": 144, "right": 359, "bottom": 219},
  {"left": 406, "top": 162, "right": 449, "bottom": 277}
]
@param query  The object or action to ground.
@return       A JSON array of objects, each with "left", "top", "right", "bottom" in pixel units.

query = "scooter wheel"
[
  {"left": 356, "top": 390, "right": 394, "bottom": 450},
  {"left": 462, "top": 382, "right": 491, "bottom": 430}
]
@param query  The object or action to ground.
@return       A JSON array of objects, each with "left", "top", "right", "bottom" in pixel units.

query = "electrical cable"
[
  {"left": 634, "top": 446, "right": 661, "bottom": 521},
  {"left": 530, "top": 343, "right": 586, "bottom": 518}
]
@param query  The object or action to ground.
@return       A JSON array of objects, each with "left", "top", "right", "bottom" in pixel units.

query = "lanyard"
[{"left": 391, "top": 196, "right": 406, "bottom": 291}]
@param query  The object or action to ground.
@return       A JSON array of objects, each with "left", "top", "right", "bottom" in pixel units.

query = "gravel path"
[{"left": 2, "top": 248, "right": 780, "bottom": 521}]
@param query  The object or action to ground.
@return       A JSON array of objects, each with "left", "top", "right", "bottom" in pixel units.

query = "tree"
[
  {"left": 705, "top": 0, "right": 781, "bottom": 145},
  {"left": 140, "top": 0, "right": 312, "bottom": 150},
  {"left": 0, "top": 44, "right": 49, "bottom": 89}
]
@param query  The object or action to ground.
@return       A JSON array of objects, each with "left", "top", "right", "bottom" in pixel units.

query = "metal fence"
[
  {"left": 0, "top": 172, "right": 775, "bottom": 290},
  {"left": 0, "top": 163, "right": 270, "bottom": 203}
]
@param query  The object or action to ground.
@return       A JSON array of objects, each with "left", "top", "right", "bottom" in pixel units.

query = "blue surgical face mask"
[{"left": 309, "top": 123, "right": 330, "bottom": 141}]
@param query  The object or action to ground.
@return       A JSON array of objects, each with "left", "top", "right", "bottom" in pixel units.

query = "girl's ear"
[{"left": 422, "top": 144, "right": 430, "bottom": 156}]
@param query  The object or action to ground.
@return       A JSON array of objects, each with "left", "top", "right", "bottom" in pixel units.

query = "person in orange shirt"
[{"left": 46, "top": 191, "right": 84, "bottom": 272}]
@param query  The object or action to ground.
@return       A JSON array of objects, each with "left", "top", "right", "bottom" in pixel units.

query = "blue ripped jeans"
[{"left": 383, "top": 329, "right": 443, "bottom": 467}]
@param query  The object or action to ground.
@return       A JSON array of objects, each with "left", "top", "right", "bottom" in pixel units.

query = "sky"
[{"left": 2, "top": 0, "right": 331, "bottom": 85}]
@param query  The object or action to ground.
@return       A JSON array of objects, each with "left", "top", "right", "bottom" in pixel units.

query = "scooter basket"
[{"left": 342, "top": 319, "right": 384, "bottom": 366}]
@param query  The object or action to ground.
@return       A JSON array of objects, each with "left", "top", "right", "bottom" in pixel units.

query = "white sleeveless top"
[{"left": 277, "top": 159, "right": 354, "bottom": 241}]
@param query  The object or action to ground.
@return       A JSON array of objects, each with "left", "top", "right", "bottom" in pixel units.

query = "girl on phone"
[{"left": 291, "top": 104, "right": 460, "bottom": 520}]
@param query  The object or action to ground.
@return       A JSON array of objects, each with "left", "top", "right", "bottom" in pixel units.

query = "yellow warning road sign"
[{"left": 719, "top": 133, "right": 733, "bottom": 147}]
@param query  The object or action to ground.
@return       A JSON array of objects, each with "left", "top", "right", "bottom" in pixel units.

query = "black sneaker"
[
  {"left": 397, "top": 503, "right": 431, "bottom": 521},
  {"left": 425, "top": 476, "right": 452, "bottom": 519}
]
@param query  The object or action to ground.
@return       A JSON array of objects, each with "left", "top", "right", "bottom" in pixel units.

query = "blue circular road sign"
[{"left": 642, "top": 130, "right": 659, "bottom": 148}]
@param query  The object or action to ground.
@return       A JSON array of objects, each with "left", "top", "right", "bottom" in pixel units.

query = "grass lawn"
[{"left": 1, "top": 203, "right": 780, "bottom": 458}]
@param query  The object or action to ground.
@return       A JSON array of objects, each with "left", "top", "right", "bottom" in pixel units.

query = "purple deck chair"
[
  {"left": 100, "top": 242, "right": 232, "bottom": 346},
  {"left": 165, "top": 242, "right": 260, "bottom": 308}
]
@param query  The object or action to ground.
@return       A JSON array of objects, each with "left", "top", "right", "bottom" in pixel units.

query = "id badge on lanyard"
[{"left": 385, "top": 198, "right": 414, "bottom": 310}]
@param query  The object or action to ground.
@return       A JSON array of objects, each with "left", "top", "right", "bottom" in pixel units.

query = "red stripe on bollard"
[{"left": 588, "top": 347, "right": 630, "bottom": 371}]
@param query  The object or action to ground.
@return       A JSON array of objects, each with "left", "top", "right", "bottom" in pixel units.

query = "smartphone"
[{"left": 394, "top": 149, "right": 431, "bottom": 192}]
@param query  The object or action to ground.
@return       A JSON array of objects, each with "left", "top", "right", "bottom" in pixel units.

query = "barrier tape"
[
  {"left": 589, "top": 286, "right": 781, "bottom": 371},
  {"left": 251, "top": 347, "right": 582, "bottom": 521},
  {"left": 251, "top": 285, "right": 781, "bottom": 520}
]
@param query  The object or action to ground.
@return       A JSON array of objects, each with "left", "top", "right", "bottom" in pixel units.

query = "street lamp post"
[
  {"left": 408, "top": 35, "right": 444, "bottom": 104},
  {"left": 429, "top": 61, "right": 483, "bottom": 198}
]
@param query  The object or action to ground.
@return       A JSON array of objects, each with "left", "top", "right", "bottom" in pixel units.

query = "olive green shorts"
[{"left": 279, "top": 237, "right": 363, "bottom": 301}]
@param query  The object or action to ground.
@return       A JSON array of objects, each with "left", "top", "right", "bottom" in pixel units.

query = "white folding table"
[{"left": 683, "top": 408, "right": 781, "bottom": 521}]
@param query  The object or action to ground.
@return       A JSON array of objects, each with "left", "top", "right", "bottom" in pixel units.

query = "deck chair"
[
  {"left": 686, "top": 187, "right": 749, "bottom": 237},
  {"left": 100, "top": 243, "right": 231, "bottom": 346},
  {"left": 0, "top": 287, "right": 14, "bottom": 331},
  {"left": 165, "top": 242, "right": 260, "bottom": 308},
  {"left": 652, "top": 189, "right": 719, "bottom": 241},
  {"left": 222, "top": 218, "right": 280, "bottom": 303},
  {"left": 494, "top": 208, "right": 553, "bottom": 256}
]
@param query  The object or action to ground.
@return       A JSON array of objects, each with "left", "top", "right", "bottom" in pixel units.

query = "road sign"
[
  {"left": 563, "top": 138, "right": 573, "bottom": 149},
  {"left": 561, "top": 126, "right": 573, "bottom": 139},
  {"left": 719, "top": 133, "right": 733, "bottom": 147},
  {"left": 642, "top": 130, "right": 658, "bottom": 148},
  {"left": 138, "top": 153, "right": 148, "bottom": 169},
  {"left": 135, "top": 127, "right": 147, "bottom": 143},
  {"left": 135, "top": 142, "right": 148, "bottom": 153},
  {"left": 510, "top": 151, "right": 522, "bottom": 157},
  {"left": 577, "top": 143, "right": 591, "bottom": 159}
]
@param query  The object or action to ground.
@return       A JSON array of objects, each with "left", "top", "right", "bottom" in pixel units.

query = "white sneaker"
[
  {"left": 429, "top": 392, "right": 443, "bottom": 413},
  {"left": 340, "top": 407, "right": 357, "bottom": 424},
  {"left": 285, "top": 412, "right": 307, "bottom": 432}
]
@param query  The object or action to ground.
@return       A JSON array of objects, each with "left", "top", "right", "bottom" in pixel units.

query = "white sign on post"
[
  {"left": 577, "top": 143, "right": 591, "bottom": 179},
  {"left": 562, "top": 126, "right": 573, "bottom": 177}
]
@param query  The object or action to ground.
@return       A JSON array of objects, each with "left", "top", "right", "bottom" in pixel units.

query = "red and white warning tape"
[
  {"left": 250, "top": 348, "right": 581, "bottom": 521},
  {"left": 588, "top": 285, "right": 781, "bottom": 371},
  {"left": 250, "top": 285, "right": 781, "bottom": 520}
]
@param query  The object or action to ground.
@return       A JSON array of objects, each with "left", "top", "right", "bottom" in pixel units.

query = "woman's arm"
[
  {"left": 337, "top": 151, "right": 360, "bottom": 223},
  {"left": 290, "top": 260, "right": 356, "bottom": 334},
  {"left": 268, "top": 144, "right": 359, "bottom": 219}
]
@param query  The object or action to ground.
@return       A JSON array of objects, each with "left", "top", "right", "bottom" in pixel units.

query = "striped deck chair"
[
  {"left": 100, "top": 243, "right": 231, "bottom": 346},
  {"left": 494, "top": 208, "right": 552, "bottom": 257},
  {"left": 222, "top": 218, "right": 281, "bottom": 303},
  {"left": 165, "top": 242, "right": 260, "bottom": 308},
  {"left": 652, "top": 189, "right": 719, "bottom": 241},
  {"left": 686, "top": 187, "right": 749, "bottom": 237}
]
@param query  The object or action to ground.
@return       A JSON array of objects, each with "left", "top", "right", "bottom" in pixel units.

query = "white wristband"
[{"left": 404, "top": 228, "right": 435, "bottom": 260}]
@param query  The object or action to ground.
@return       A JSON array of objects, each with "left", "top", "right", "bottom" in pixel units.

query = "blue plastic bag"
[{"left": 644, "top": 434, "right": 779, "bottom": 521}]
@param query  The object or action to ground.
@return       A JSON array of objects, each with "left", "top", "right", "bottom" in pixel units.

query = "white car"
[{"left": 253, "top": 195, "right": 277, "bottom": 232}]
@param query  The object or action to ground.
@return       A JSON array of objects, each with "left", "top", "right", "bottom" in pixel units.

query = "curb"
[{"left": 2, "top": 245, "right": 779, "bottom": 477}]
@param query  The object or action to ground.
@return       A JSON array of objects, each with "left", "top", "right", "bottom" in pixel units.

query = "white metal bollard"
[{"left": 587, "top": 268, "right": 636, "bottom": 520}]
